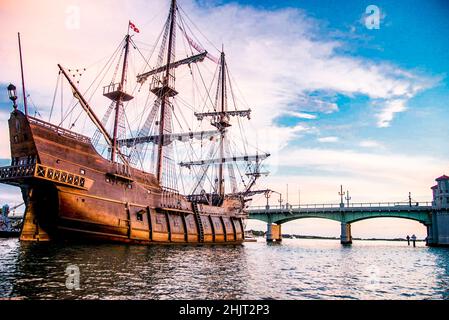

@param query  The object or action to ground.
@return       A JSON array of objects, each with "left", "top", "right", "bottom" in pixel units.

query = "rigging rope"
[{"left": 49, "top": 72, "right": 61, "bottom": 122}]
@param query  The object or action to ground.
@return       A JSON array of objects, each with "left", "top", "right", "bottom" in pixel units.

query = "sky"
[{"left": 1, "top": 0, "right": 449, "bottom": 239}]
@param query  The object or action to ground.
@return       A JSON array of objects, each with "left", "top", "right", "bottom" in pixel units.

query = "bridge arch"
[
  {"left": 343, "top": 212, "right": 431, "bottom": 225},
  {"left": 275, "top": 214, "right": 342, "bottom": 225}
]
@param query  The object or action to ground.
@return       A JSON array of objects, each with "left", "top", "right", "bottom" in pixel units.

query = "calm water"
[{"left": 1, "top": 238, "right": 449, "bottom": 300}]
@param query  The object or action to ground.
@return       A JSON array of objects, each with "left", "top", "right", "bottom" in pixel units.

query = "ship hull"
[{"left": 0, "top": 110, "right": 246, "bottom": 245}]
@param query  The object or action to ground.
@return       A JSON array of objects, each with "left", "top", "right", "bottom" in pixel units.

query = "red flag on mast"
[{"left": 129, "top": 21, "right": 140, "bottom": 33}]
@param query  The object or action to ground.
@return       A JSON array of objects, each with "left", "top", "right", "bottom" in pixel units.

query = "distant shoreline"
[
  {"left": 247, "top": 230, "right": 424, "bottom": 242},
  {"left": 285, "top": 235, "right": 424, "bottom": 242}
]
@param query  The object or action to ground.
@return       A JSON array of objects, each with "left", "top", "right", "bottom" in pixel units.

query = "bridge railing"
[{"left": 248, "top": 201, "right": 433, "bottom": 211}]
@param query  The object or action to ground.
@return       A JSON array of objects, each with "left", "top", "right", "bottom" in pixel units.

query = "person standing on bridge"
[
  {"left": 411, "top": 234, "right": 417, "bottom": 247},
  {"left": 406, "top": 235, "right": 410, "bottom": 246}
]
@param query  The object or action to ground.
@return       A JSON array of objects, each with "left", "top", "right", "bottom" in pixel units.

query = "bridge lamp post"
[
  {"left": 339, "top": 185, "right": 345, "bottom": 208},
  {"left": 264, "top": 190, "right": 272, "bottom": 210},
  {"left": 265, "top": 190, "right": 280, "bottom": 243},
  {"left": 345, "top": 190, "right": 351, "bottom": 207},
  {"left": 7, "top": 83, "right": 18, "bottom": 110}
]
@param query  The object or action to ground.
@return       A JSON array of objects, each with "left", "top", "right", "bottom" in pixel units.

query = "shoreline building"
[{"left": 429, "top": 175, "right": 449, "bottom": 246}]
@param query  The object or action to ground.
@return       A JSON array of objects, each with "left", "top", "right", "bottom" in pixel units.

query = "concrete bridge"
[{"left": 248, "top": 201, "right": 449, "bottom": 246}]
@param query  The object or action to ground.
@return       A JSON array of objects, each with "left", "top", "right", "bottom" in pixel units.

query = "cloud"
[
  {"left": 274, "top": 148, "right": 447, "bottom": 185},
  {"left": 359, "top": 140, "right": 383, "bottom": 148},
  {"left": 376, "top": 99, "right": 407, "bottom": 128},
  {"left": 318, "top": 136, "right": 339, "bottom": 143},
  {"left": 289, "top": 93, "right": 339, "bottom": 114},
  {"left": 282, "top": 111, "right": 317, "bottom": 120}
]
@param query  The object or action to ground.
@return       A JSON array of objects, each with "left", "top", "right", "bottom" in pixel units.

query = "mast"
[
  {"left": 218, "top": 51, "right": 226, "bottom": 198},
  {"left": 18, "top": 33, "right": 28, "bottom": 116},
  {"left": 156, "top": 0, "right": 177, "bottom": 183},
  {"left": 111, "top": 33, "right": 131, "bottom": 162}
]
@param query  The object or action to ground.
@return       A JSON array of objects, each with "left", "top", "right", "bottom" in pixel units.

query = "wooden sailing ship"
[{"left": 0, "top": 0, "right": 269, "bottom": 244}]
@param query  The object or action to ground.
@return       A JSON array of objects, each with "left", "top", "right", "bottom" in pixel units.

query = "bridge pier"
[
  {"left": 266, "top": 223, "right": 282, "bottom": 242},
  {"left": 266, "top": 222, "right": 273, "bottom": 242},
  {"left": 425, "top": 224, "right": 434, "bottom": 246},
  {"left": 427, "top": 211, "right": 449, "bottom": 246},
  {"left": 340, "top": 222, "right": 352, "bottom": 245}
]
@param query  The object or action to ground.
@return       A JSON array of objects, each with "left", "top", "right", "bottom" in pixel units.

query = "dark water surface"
[{"left": 1, "top": 238, "right": 449, "bottom": 299}]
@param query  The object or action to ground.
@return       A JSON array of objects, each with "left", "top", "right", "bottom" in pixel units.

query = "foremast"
[
  {"left": 111, "top": 33, "right": 131, "bottom": 163},
  {"left": 58, "top": 23, "right": 135, "bottom": 166},
  {"left": 57, "top": 64, "right": 129, "bottom": 165}
]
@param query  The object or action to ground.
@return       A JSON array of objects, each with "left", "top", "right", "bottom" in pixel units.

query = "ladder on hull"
[{"left": 191, "top": 202, "right": 204, "bottom": 242}]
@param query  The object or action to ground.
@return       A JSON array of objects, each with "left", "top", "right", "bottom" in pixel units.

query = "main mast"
[
  {"left": 217, "top": 51, "right": 227, "bottom": 199},
  {"left": 156, "top": 0, "right": 177, "bottom": 183}
]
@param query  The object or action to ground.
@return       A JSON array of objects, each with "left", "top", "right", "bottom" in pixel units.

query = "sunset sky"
[{"left": 1, "top": 0, "right": 449, "bottom": 238}]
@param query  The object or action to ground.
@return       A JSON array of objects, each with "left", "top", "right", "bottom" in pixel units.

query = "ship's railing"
[
  {"left": 161, "top": 186, "right": 182, "bottom": 209},
  {"left": 103, "top": 83, "right": 121, "bottom": 95},
  {"left": 28, "top": 117, "right": 91, "bottom": 144},
  {"left": 150, "top": 74, "right": 177, "bottom": 98},
  {"left": 0, "top": 164, "right": 35, "bottom": 180},
  {"left": 35, "top": 164, "right": 91, "bottom": 189},
  {"left": 0, "top": 163, "right": 93, "bottom": 190}
]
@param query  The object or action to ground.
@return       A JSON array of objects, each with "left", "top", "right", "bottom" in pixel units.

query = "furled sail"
[
  {"left": 118, "top": 130, "right": 220, "bottom": 147},
  {"left": 179, "top": 153, "right": 270, "bottom": 169}
]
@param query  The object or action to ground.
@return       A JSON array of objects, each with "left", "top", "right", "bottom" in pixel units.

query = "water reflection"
[
  {"left": 7, "top": 241, "right": 250, "bottom": 299},
  {"left": 429, "top": 247, "right": 449, "bottom": 300},
  {"left": 1, "top": 238, "right": 449, "bottom": 299}
]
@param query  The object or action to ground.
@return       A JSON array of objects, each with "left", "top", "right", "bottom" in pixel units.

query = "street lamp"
[
  {"left": 345, "top": 190, "right": 352, "bottom": 207},
  {"left": 7, "top": 83, "right": 18, "bottom": 110},
  {"left": 264, "top": 190, "right": 272, "bottom": 210},
  {"left": 339, "top": 185, "right": 345, "bottom": 208}
]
